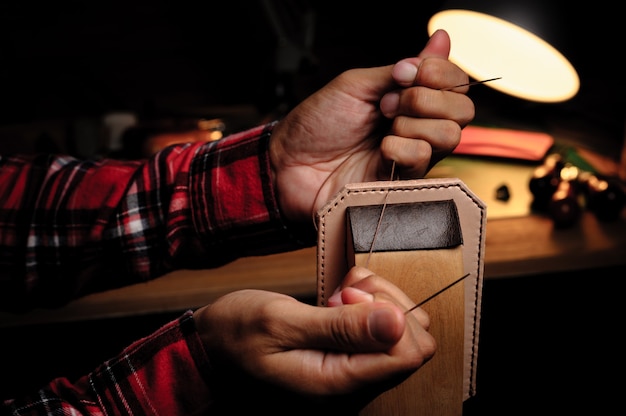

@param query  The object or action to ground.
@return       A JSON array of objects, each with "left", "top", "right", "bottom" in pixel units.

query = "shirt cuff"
[{"left": 189, "top": 122, "right": 315, "bottom": 260}]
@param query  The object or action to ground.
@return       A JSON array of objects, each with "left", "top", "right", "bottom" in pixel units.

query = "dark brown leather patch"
[{"left": 346, "top": 199, "right": 462, "bottom": 252}]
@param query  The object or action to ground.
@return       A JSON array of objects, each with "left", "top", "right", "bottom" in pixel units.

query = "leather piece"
[
  {"left": 315, "top": 178, "right": 486, "bottom": 401},
  {"left": 346, "top": 199, "right": 462, "bottom": 252}
]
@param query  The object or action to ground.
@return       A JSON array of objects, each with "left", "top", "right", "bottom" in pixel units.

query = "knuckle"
[
  {"left": 440, "top": 120, "right": 462, "bottom": 147},
  {"left": 416, "top": 58, "right": 448, "bottom": 88}
]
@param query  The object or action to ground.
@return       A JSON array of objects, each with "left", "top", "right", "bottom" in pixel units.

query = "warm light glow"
[
  {"left": 428, "top": 9, "right": 579, "bottom": 103},
  {"left": 560, "top": 165, "right": 579, "bottom": 181}
]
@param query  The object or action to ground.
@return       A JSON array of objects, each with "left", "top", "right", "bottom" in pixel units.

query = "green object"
[{"left": 551, "top": 144, "right": 597, "bottom": 174}]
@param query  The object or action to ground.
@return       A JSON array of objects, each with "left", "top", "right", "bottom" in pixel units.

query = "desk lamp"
[
  {"left": 427, "top": 1, "right": 580, "bottom": 103},
  {"left": 426, "top": 2, "right": 587, "bottom": 221}
]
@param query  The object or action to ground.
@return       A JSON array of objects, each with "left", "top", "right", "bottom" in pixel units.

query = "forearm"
[
  {"left": 2, "top": 311, "right": 215, "bottom": 415},
  {"left": 0, "top": 122, "right": 312, "bottom": 312}
]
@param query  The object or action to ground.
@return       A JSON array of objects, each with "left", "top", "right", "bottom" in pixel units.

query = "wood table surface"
[{"left": 1, "top": 208, "right": 625, "bottom": 327}]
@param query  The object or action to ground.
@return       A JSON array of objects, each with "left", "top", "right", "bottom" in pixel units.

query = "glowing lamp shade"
[{"left": 428, "top": 9, "right": 579, "bottom": 103}]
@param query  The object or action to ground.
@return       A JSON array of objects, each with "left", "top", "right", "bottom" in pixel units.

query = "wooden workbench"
[{"left": 1, "top": 208, "right": 624, "bottom": 327}]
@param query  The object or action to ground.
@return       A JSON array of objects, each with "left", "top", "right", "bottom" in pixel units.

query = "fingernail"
[
  {"left": 380, "top": 92, "right": 399, "bottom": 117},
  {"left": 328, "top": 287, "right": 343, "bottom": 306},
  {"left": 368, "top": 308, "right": 397, "bottom": 343},
  {"left": 393, "top": 61, "right": 418, "bottom": 84}
]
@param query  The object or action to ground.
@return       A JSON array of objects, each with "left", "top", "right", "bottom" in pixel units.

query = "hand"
[
  {"left": 270, "top": 29, "right": 475, "bottom": 223},
  {"left": 193, "top": 266, "right": 435, "bottom": 413}
]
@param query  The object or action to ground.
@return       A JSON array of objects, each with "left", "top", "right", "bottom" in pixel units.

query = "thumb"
[
  {"left": 339, "top": 30, "right": 452, "bottom": 99},
  {"left": 301, "top": 302, "right": 406, "bottom": 352},
  {"left": 419, "top": 28, "right": 451, "bottom": 59},
  {"left": 392, "top": 29, "right": 451, "bottom": 87}
]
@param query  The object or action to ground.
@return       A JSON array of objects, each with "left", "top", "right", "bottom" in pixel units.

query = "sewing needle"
[
  {"left": 404, "top": 272, "right": 471, "bottom": 315},
  {"left": 441, "top": 77, "right": 502, "bottom": 91}
]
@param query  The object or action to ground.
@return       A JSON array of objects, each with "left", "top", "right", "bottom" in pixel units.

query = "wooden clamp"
[{"left": 316, "top": 178, "right": 486, "bottom": 415}]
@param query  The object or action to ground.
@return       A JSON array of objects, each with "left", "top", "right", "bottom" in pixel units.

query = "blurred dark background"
[{"left": 0, "top": 0, "right": 624, "bottom": 157}]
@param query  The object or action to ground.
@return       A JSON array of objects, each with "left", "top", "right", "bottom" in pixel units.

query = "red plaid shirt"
[{"left": 0, "top": 122, "right": 312, "bottom": 415}]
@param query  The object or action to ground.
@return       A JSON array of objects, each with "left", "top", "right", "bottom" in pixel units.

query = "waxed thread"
[
  {"left": 358, "top": 160, "right": 471, "bottom": 314},
  {"left": 364, "top": 160, "right": 397, "bottom": 268}
]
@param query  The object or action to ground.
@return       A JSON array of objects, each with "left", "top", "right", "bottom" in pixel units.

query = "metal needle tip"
[
  {"left": 441, "top": 77, "right": 502, "bottom": 91},
  {"left": 404, "top": 272, "right": 471, "bottom": 315}
]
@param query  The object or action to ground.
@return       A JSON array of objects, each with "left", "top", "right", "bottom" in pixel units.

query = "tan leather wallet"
[{"left": 315, "top": 178, "right": 486, "bottom": 414}]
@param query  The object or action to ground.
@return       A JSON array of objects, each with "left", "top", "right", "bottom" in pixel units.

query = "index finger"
[{"left": 340, "top": 266, "right": 431, "bottom": 329}]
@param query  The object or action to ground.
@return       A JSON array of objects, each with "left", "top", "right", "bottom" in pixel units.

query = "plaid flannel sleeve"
[
  {"left": 2, "top": 310, "right": 216, "bottom": 415},
  {"left": 0, "top": 122, "right": 312, "bottom": 312},
  {"left": 1, "top": 122, "right": 316, "bottom": 415}
]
